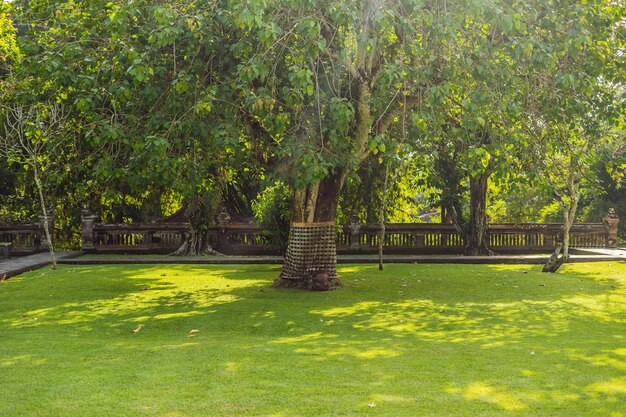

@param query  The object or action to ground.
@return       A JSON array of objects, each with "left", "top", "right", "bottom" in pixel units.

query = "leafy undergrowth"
[{"left": 0, "top": 262, "right": 624, "bottom": 416}]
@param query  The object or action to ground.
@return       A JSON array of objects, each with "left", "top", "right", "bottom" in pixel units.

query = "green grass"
[
  {"left": 77, "top": 254, "right": 219, "bottom": 259},
  {"left": 1, "top": 262, "right": 625, "bottom": 416},
  {"left": 77, "top": 254, "right": 274, "bottom": 259}
]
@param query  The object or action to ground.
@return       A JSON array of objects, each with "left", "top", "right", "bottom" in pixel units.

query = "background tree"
[
  {"left": 0, "top": 3, "right": 18, "bottom": 78},
  {"left": 583, "top": 130, "right": 626, "bottom": 240},
  {"left": 1, "top": 103, "right": 69, "bottom": 267},
  {"left": 406, "top": 0, "right": 530, "bottom": 255},
  {"left": 7, "top": 0, "right": 263, "bottom": 252},
  {"left": 518, "top": 0, "right": 625, "bottom": 272}
]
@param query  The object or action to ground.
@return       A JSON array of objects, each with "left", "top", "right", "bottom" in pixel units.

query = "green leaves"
[
  {"left": 126, "top": 60, "right": 154, "bottom": 84},
  {"left": 0, "top": 10, "right": 19, "bottom": 75},
  {"left": 1, "top": 0, "right": 623, "bottom": 242},
  {"left": 368, "top": 135, "right": 388, "bottom": 155}
]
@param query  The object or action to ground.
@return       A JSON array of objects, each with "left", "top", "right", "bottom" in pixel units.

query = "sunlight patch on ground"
[
  {"left": 561, "top": 294, "right": 626, "bottom": 324},
  {"left": 1, "top": 354, "right": 47, "bottom": 368},
  {"left": 566, "top": 349, "right": 626, "bottom": 372},
  {"left": 354, "top": 347, "right": 401, "bottom": 359},
  {"left": 3, "top": 267, "right": 266, "bottom": 329},
  {"left": 308, "top": 277, "right": 626, "bottom": 345},
  {"left": 293, "top": 343, "right": 400, "bottom": 359},
  {"left": 337, "top": 265, "right": 370, "bottom": 274},
  {"left": 157, "top": 342, "right": 200, "bottom": 351},
  {"left": 153, "top": 311, "right": 205, "bottom": 320},
  {"left": 361, "top": 393, "right": 414, "bottom": 409},
  {"left": 485, "top": 264, "right": 537, "bottom": 273},
  {"left": 221, "top": 362, "right": 239, "bottom": 376},
  {"left": 273, "top": 332, "right": 401, "bottom": 359},
  {"left": 272, "top": 332, "right": 338, "bottom": 344},
  {"left": 612, "top": 348, "right": 626, "bottom": 357},
  {"left": 586, "top": 378, "right": 626, "bottom": 395},
  {"left": 448, "top": 382, "right": 527, "bottom": 411},
  {"left": 311, "top": 298, "right": 574, "bottom": 344}
]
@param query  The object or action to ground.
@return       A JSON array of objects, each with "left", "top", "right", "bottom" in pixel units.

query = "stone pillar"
[
  {"left": 0, "top": 242, "right": 11, "bottom": 259},
  {"left": 81, "top": 206, "right": 98, "bottom": 251},
  {"left": 542, "top": 224, "right": 555, "bottom": 251},
  {"left": 216, "top": 206, "right": 231, "bottom": 248},
  {"left": 603, "top": 208, "right": 620, "bottom": 248},
  {"left": 348, "top": 221, "right": 361, "bottom": 247}
]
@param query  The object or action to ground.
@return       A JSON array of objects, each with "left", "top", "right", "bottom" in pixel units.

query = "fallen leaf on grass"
[
  {"left": 132, "top": 326, "right": 142, "bottom": 333},
  {"left": 368, "top": 403, "right": 377, "bottom": 408},
  {"left": 188, "top": 329, "right": 200, "bottom": 337}
]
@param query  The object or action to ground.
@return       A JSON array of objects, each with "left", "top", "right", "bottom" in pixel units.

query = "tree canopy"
[{"left": 0, "top": 0, "right": 624, "bottom": 277}]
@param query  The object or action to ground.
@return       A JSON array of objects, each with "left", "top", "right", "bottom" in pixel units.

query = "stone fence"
[
  {"left": 78, "top": 209, "right": 620, "bottom": 256},
  {"left": 0, "top": 211, "right": 54, "bottom": 256},
  {"left": 0, "top": 209, "right": 619, "bottom": 257}
]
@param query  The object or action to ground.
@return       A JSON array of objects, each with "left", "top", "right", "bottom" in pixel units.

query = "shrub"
[{"left": 252, "top": 182, "right": 291, "bottom": 253}]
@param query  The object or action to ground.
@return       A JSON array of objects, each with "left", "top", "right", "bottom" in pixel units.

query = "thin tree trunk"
[
  {"left": 542, "top": 243, "right": 566, "bottom": 272},
  {"left": 542, "top": 210, "right": 574, "bottom": 273},
  {"left": 33, "top": 168, "right": 56, "bottom": 269},
  {"left": 378, "top": 163, "right": 390, "bottom": 271},
  {"left": 542, "top": 176, "right": 579, "bottom": 272},
  {"left": 274, "top": 171, "right": 344, "bottom": 289},
  {"left": 465, "top": 170, "right": 491, "bottom": 256},
  {"left": 561, "top": 189, "right": 579, "bottom": 259},
  {"left": 562, "top": 217, "right": 573, "bottom": 258}
]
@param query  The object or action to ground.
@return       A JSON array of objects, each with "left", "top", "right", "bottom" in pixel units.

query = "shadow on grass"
[
  {"left": 2, "top": 263, "right": 624, "bottom": 348},
  {"left": 0, "top": 262, "right": 624, "bottom": 415}
]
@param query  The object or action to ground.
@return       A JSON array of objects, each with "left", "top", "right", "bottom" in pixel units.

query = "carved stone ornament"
[
  {"left": 216, "top": 207, "right": 231, "bottom": 229},
  {"left": 603, "top": 208, "right": 620, "bottom": 248}
]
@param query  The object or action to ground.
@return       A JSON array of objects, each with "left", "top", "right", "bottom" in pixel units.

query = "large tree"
[{"left": 231, "top": 0, "right": 475, "bottom": 288}]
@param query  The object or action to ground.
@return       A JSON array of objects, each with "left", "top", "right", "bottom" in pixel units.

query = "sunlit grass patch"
[{"left": 0, "top": 262, "right": 625, "bottom": 416}]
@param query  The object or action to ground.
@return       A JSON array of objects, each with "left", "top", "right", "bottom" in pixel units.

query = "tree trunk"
[
  {"left": 465, "top": 171, "right": 492, "bottom": 256},
  {"left": 542, "top": 185, "right": 578, "bottom": 273},
  {"left": 171, "top": 226, "right": 222, "bottom": 256},
  {"left": 561, "top": 184, "right": 579, "bottom": 259},
  {"left": 33, "top": 169, "right": 56, "bottom": 269},
  {"left": 542, "top": 243, "right": 567, "bottom": 273},
  {"left": 378, "top": 163, "right": 390, "bottom": 271},
  {"left": 170, "top": 193, "right": 224, "bottom": 256},
  {"left": 542, "top": 215, "right": 573, "bottom": 273},
  {"left": 274, "top": 171, "right": 344, "bottom": 290}
]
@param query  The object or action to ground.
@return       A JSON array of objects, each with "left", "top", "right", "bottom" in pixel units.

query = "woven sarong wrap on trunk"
[{"left": 280, "top": 222, "right": 338, "bottom": 282}]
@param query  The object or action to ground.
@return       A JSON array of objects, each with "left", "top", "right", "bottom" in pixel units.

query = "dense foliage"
[
  {"left": 0, "top": 0, "right": 624, "bottom": 255},
  {"left": 252, "top": 181, "right": 292, "bottom": 253}
]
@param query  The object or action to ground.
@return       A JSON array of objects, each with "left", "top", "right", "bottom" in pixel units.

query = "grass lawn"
[
  {"left": 76, "top": 254, "right": 224, "bottom": 259},
  {"left": 1, "top": 262, "right": 625, "bottom": 416}
]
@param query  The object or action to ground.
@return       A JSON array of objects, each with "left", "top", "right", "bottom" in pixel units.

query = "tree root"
[
  {"left": 272, "top": 274, "right": 342, "bottom": 291},
  {"left": 542, "top": 243, "right": 568, "bottom": 273},
  {"left": 169, "top": 240, "right": 224, "bottom": 257}
]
